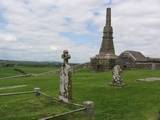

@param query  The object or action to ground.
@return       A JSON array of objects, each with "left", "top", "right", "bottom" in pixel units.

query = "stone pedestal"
[{"left": 91, "top": 54, "right": 117, "bottom": 71}]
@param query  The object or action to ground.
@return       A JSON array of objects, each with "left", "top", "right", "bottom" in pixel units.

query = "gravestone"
[
  {"left": 151, "top": 63, "right": 156, "bottom": 70},
  {"left": 59, "top": 50, "right": 72, "bottom": 103},
  {"left": 112, "top": 65, "right": 125, "bottom": 86}
]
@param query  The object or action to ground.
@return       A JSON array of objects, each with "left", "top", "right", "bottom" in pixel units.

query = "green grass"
[
  {"left": 0, "top": 67, "right": 21, "bottom": 77},
  {"left": 0, "top": 66, "right": 56, "bottom": 78},
  {"left": 0, "top": 67, "right": 160, "bottom": 120},
  {"left": 16, "top": 66, "right": 57, "bottom": 74}
]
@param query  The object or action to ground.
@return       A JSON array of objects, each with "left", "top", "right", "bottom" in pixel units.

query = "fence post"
[
  {"left": 83, "top": 101, "right": 95, "bottom": 120},
  {"left": 34, "top": 88, "right": 41, "bottom": 96},
  {"left": 157, "top": 111, "right": 160, "bottom": 120}
]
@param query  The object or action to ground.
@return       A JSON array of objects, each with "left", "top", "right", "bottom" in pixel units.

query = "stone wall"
[
  {"left": 135, "top": 62, "right": 160, "bottom": 69},
  {"left": 116, "top": 51, "right": 160, "bottom": 70},
  {"left": 90, "top": 58, "right": 116, "bottom": 71}
]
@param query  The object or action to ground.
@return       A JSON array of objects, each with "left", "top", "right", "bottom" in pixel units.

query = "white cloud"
[
  {"left": 0, "top": 0, "right": 160, "bottom": 62},
  {"left": 0, "top": 33, "right": 17, "bottom": 42}
]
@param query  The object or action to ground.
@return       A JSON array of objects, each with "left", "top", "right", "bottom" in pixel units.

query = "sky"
[{"left": 0, "top": 0, "right": 160, "bottom": 63}]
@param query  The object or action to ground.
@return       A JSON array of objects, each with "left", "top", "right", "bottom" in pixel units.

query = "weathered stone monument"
[
  {"left": 112, "top": 65, "right": 124, "bottom": 86},
  {"left": 90, "top": 8, "right": 117, "bottom": 71},
  {"left": 59, "top": 50, "right": 72, "bottom": 103}
]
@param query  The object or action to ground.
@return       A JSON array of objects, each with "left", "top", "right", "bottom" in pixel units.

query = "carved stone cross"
[
  {"left": 59, "top": 50, "right": 72, "bottom": 103},
  {"left": 61, "top": 50, "right": 71, "bottom": 65}
]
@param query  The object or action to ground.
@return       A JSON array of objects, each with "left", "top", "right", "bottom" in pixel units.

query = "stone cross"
[
  {"left": 59, "top": 50, "right": 72, "bottom": 103},
  {"left": 61, "top": 50, "right": 71, "bottom": 65}
]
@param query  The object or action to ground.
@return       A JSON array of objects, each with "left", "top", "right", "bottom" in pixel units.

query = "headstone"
[
  {"left": 151, "top": 63, "right": 156, "bottom": 70},
  {"left": 112, "top": 65, "right": 125, "bottom": 86},
  {"left": 59, "top": 50, "right": 72, "bottom": 103}
]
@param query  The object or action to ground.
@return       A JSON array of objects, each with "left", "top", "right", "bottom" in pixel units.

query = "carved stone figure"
[
  {"left": 59, "top": 50, "right": 72, "bottom": 103},
  {"left": 112, "top": 65, "right": 123, "bottom": 86}
]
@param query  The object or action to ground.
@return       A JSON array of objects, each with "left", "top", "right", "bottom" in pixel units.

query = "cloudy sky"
[{"left": 0, "top": 0, "right": 160, "bottom": 63}]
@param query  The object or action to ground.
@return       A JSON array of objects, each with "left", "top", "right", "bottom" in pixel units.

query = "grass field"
[{"left": 0, "top": 66, "right": 160, "bottom": 120}]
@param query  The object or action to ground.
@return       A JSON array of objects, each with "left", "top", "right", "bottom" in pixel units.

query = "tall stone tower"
[{"left": 90, "top": 8, "right": 117, "bottom": 71}]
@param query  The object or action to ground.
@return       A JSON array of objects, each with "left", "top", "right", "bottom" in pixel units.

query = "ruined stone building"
[
  {"left": 90, "top": 8, "right": 160, "bottom": 71},
  {"left": 117, "top": 51, "right": 160, "bottom": 70}
]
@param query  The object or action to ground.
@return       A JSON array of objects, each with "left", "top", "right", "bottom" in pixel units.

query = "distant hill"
[{"left": 0, "top": 60, "right": 62, "bottom": 67}]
